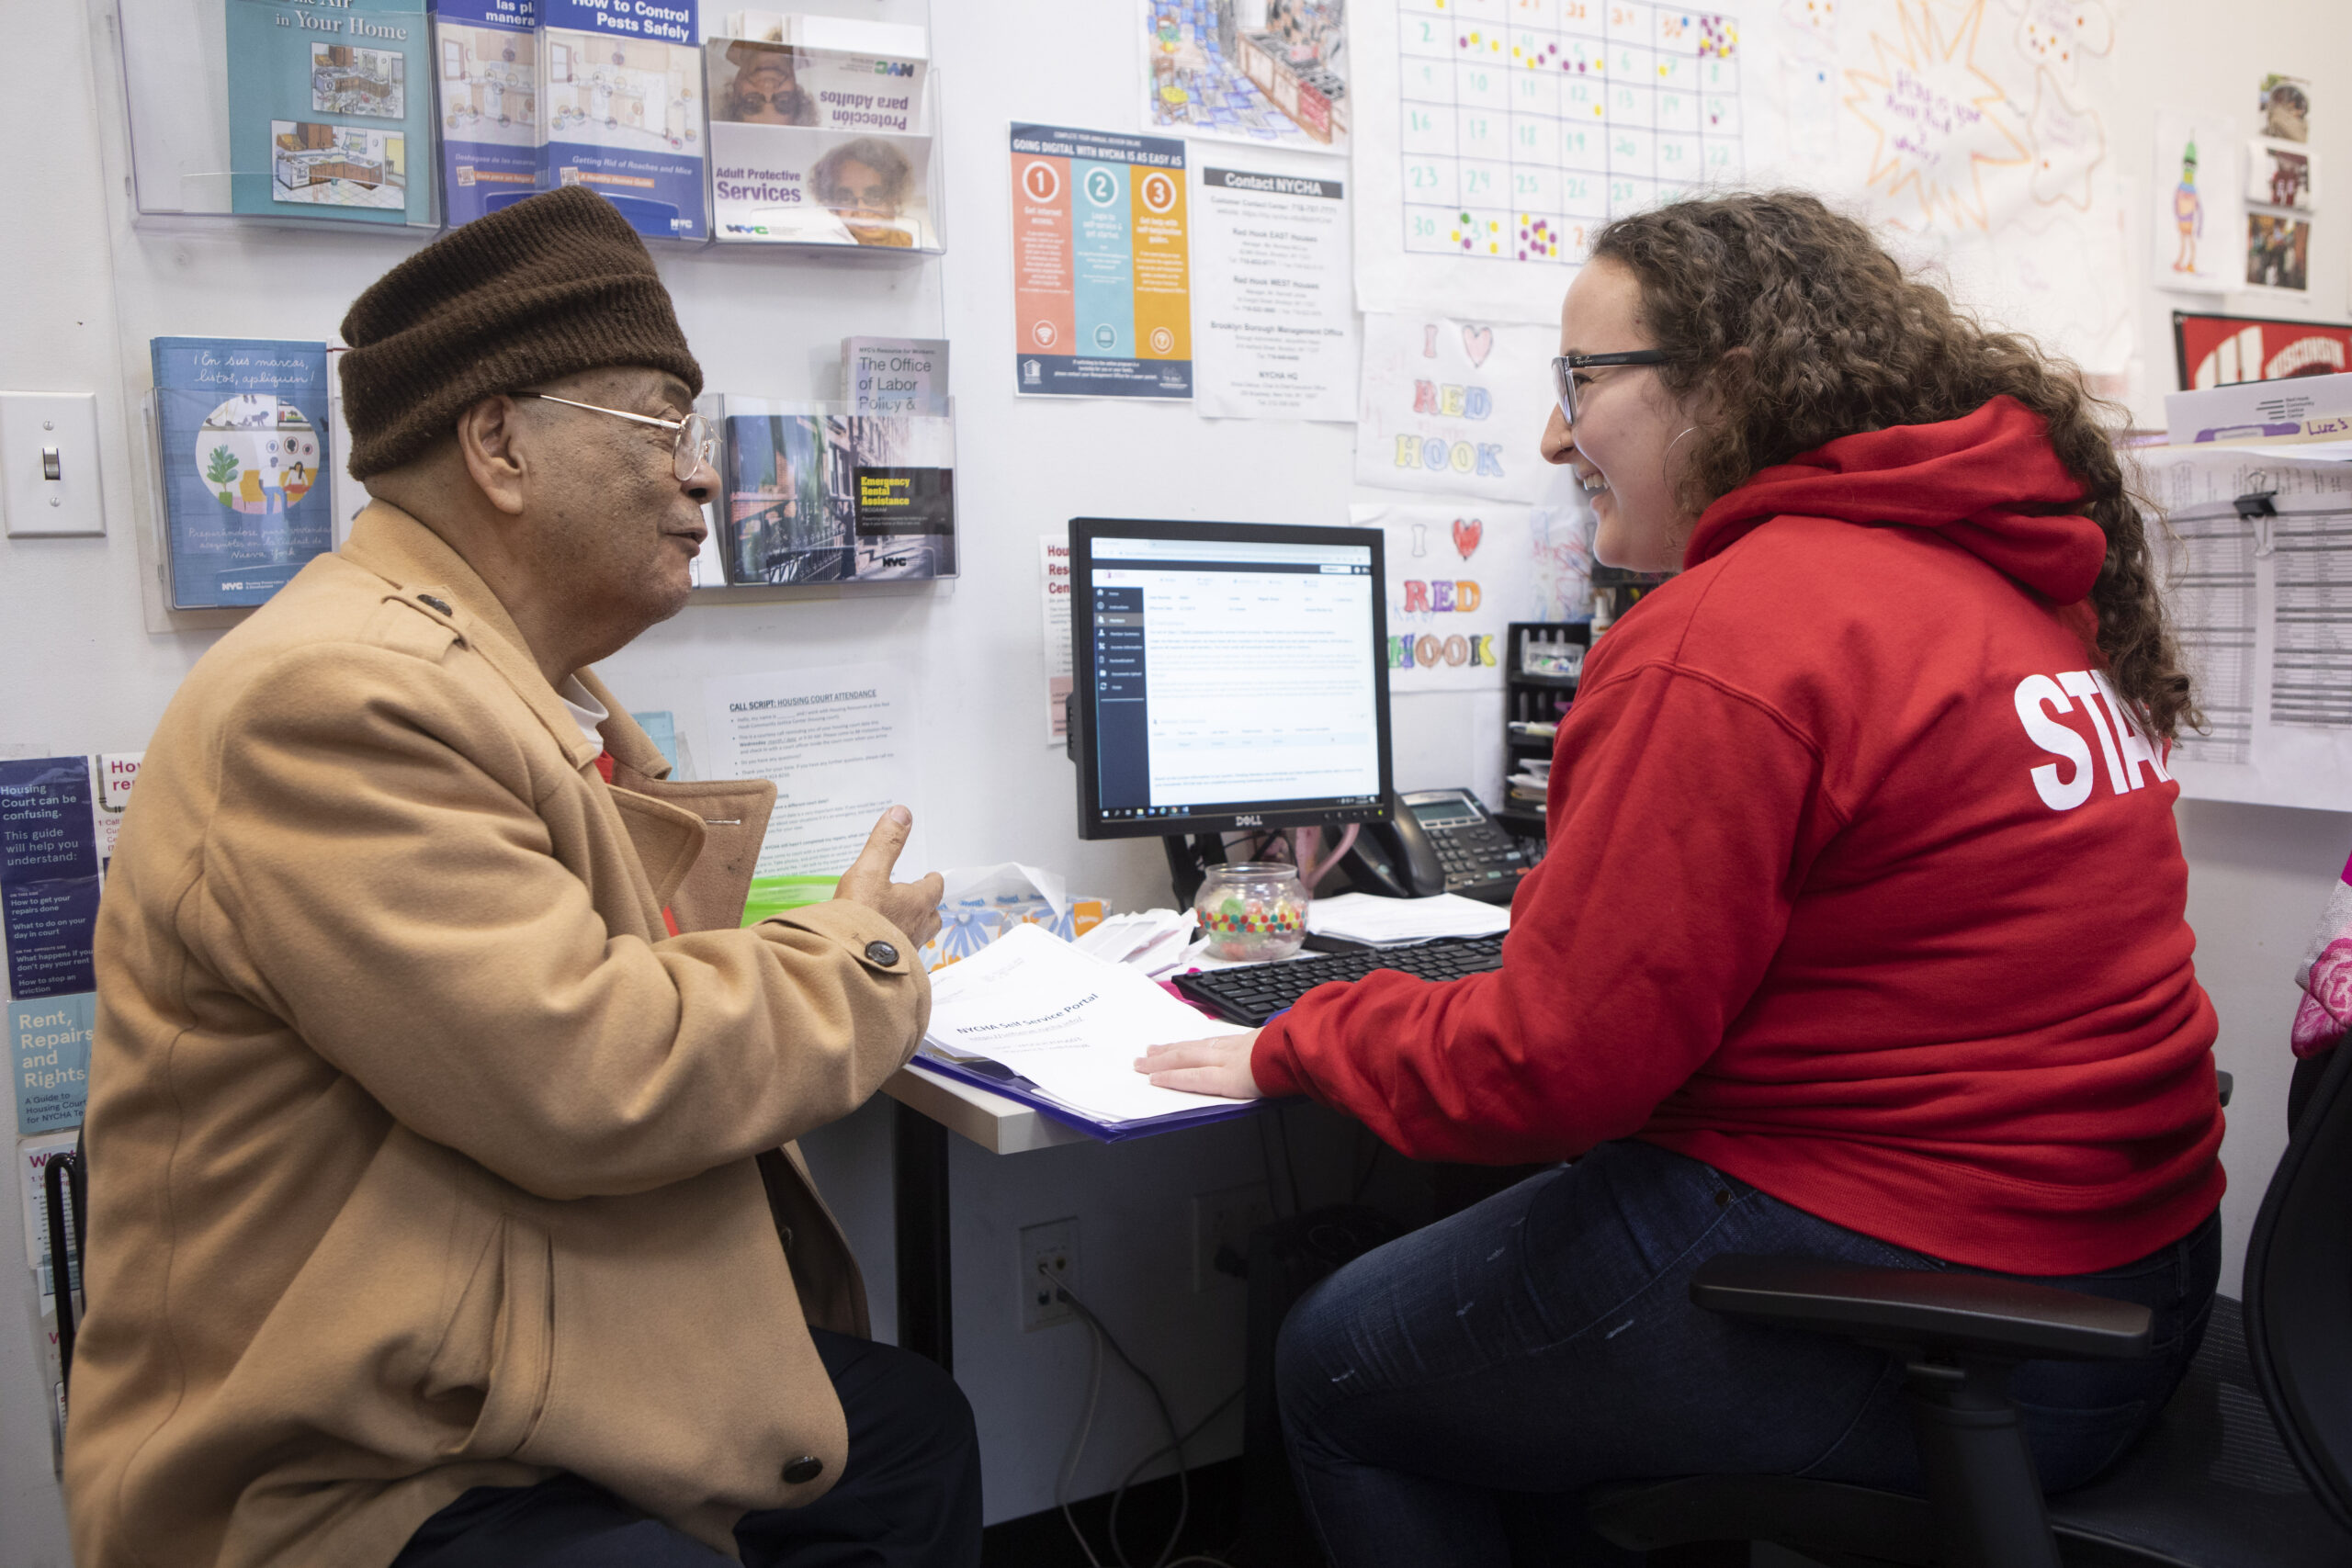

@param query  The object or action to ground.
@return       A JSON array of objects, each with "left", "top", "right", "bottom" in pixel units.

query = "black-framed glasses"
[
  {"left": 1550, "top": 350, "right": 1670, "bottom": 424},
  {"left": 730, "top": 88, "right": 797, "bottom": 114},
  {"left": 534, "top": 395, "right": 719, "bottom": 481}
]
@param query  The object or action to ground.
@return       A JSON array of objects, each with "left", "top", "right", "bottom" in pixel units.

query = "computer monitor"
[{"left": 1068, "top": 517, "right": 1394, "bottom": 841}]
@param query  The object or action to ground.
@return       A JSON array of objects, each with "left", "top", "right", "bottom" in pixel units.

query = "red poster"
[{"left": 2174, "top": 310, "right": 2352, "bottom": 390}]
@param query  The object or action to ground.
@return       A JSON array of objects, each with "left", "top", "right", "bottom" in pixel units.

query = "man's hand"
[
  {"left": 837, "top": 806, "right": 944, "bottom": 948},
  {"left": 1136, "top": 1031, "right": 1264, "bottom": 1100}
]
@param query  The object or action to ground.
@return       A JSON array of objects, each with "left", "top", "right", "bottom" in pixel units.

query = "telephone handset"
[{"left": 1342, "top": 788, "right": 1528, "bottom": 906}]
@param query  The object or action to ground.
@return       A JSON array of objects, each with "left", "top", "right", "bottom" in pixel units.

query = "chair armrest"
[{"left": 1690, "top": 1255, "right": 2152, "bottom": 1362}]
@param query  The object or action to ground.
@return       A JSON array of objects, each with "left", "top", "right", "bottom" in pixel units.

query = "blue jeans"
[{"left": 1278, "top": 1140, "right": 2220, "bottom": 1568}]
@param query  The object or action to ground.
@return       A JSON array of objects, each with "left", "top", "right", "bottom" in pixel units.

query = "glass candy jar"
[{"left": 1194, "top": 862, "right": 1309, "bottom": 962}]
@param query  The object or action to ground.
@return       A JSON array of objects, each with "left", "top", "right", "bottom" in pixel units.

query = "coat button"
[
  {"left": 417, "top": 593, "right": 452, "bottom": 615},
  {"left": 865, "top": 940, "right": 899, "bottom": 966},
  {"left": 782, "top": 1454, "right": 824, "bottom": 1485}
]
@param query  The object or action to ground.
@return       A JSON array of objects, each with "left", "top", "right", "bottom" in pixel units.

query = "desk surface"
[{"left": 881, "top": 1064, "right": 1095, "bottom": 1155}]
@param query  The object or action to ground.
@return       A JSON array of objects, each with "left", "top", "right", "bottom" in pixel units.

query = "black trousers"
[{"left": 393, "top": 1330, "right": 982, "bottom": 1568}]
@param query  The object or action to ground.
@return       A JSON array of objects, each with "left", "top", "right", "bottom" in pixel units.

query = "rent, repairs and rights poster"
[{"left": 1010, "top": 123, "right": 1193, "bottom": 400}]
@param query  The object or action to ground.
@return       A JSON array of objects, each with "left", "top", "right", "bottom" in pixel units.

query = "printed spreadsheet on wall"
[{"left": 1395, "top": 1, "right": 1742, "bottom": 265}]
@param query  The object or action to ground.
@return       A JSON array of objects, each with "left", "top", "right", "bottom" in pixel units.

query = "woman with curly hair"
[{"left": 1138, "top": 192, "right": 2223, "bottom": 1565}]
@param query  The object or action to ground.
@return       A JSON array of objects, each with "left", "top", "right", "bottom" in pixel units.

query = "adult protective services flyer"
[
  {"left": 1010, "top": 124, "right": 1192, "bottom": 400},
  {"left": 1191, "top": 163, "right": 1357, "bottom": 421}
]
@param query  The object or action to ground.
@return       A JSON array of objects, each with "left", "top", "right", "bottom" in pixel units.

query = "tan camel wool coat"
[{"left": 63, "top": 502, "right": 931, "bottom": 1568}]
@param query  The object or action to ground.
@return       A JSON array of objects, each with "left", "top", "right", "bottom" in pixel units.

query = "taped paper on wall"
[
  {"left": 1351, "top": 500, "right": 1535, "bottom": 690},
  {"left": 1192, "top": 163, "right": 1358, "bottom": 422},
  {"left": 2152, "top": 109, "right": 2239, "bottom": 296},
  {"left": 1355, "top": 314, "right": 1556, "bottom": 503},
  {"left": 703, "top": 663, "right": 926, "bottom": 908},
  {"left": 2147, "top": 446, "right": 2352, "bottom": 809},
  {"left": 1043, "top": 536, "right": 1075, "bottom": 746}
]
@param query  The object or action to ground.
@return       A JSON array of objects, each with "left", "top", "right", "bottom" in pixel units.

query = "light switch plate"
[{"left": 2, "top": 391, "right": 104, "bottom": 537}]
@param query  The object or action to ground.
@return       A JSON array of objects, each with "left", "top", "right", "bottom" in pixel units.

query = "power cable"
[{"left": 1045, "top": 1263, "right": 1240, "bottom": 1568}]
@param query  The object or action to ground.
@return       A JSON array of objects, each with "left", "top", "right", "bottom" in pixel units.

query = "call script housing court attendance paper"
[{"left": 920, "top": 925, "right": 1250, "bottom": 1124}]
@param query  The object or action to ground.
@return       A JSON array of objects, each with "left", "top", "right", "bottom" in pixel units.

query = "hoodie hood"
[{"left": 1684, "top": 396, "right": 2107, "bottom": 604}]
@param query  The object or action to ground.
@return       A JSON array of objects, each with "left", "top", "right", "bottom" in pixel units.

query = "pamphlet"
[
  {"left": 703, "top": 395, "right": 956, "bottom": 585},
  {"left": 707, "top": 37, "right": 934, "bottom": 248},
  {"left": 226, "top": 0, "right": 436, "bottom": 226},
  {"left": 152, "top": 338, "right": 334, "bottom": 609},
  {"left": 538, "top": 0, "right": 705, "bottom": 241},
  {"left": 14, "top": 994, "right": 95, "bottom": 1138},
  {"left": 0, "top": 755, "right": 139, "bottom": 1004},
  {"left": 920, "top": 925, "right": 1248, "bottom": 1126},
  {"left": 433, "top": 0, "right": 540, "bottom": 227},
  {"left": 844, "top": 338, "right": 949, "bottom": 415}
]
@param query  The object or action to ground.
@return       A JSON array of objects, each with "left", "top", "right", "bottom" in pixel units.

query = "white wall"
[{"left": 5, "top": 0, "right": 2351, "bottom": 1560}]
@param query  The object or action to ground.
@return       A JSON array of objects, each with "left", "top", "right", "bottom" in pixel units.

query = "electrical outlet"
[
  {"left": 1019, "top": 1218, "right": 1080, "bottom": 1332},
  {"left": 1191, "top": 1182, "right": 1274, "bottom": 1292}
]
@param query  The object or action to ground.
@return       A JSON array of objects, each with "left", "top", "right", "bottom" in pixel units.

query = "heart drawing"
[
  {"left": 1461, "top": 324, "right": 1495, "bottom": 367},
  {"left": 1453, "top": 517, "right": 1483, "bottom": 558}
]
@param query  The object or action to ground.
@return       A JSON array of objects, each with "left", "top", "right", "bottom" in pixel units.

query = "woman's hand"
[{"left": 1136, "top": 1030, "right": 1264, "bottom": 1100}]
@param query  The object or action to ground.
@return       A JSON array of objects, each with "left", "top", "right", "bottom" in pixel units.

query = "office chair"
[{"left": 1584, "top": 1057, "right": 2352, "bottom": 1568}]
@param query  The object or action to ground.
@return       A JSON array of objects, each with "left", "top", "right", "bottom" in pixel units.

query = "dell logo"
[{"left": 1235, "top": 814, "right": 1264, "bottom": 827}]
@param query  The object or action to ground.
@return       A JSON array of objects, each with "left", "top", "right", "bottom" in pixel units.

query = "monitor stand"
[{"left": 1163, "top": 831, "right": 1229, "bottom": 908}]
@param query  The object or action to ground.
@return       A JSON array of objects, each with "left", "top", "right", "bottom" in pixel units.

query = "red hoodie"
[{"left": 1254, "top": 398, "right": 2224, "bottom": 1274}]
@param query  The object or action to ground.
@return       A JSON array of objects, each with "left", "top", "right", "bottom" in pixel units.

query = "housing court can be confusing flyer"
[{"left": 1010, "top": 123, "right": 1193, "bottom": 400}]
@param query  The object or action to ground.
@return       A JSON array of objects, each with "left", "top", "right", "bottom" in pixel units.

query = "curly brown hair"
[{"left": 1590, "top": 191, "right": 2199, "bottom": 742}]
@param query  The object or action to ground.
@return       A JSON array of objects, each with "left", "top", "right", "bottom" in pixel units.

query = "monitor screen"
[{"left": 1069, "top": 517, "right": 1393, "bottom": 840}]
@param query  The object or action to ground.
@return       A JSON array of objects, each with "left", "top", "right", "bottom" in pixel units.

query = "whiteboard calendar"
[{"left": 1357, "top": 0, "right": 1748, "bottom": 322}]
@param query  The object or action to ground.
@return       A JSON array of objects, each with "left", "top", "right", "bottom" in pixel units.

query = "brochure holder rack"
[{"left": 118, "top": 0, "right": 443, "bottom": 232}]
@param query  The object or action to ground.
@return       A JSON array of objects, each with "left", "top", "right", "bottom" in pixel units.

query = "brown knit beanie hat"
[{"left": 339, "top": 186, "right": 703, "bottom": 479}]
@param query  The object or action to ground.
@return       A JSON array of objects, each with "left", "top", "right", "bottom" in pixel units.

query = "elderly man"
[{"left": 64, "top": 187, "right": 978, "bottom": 1568}]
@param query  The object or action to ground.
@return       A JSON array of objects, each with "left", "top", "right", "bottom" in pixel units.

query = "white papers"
[
  {"left": 1305, "top": 891, "right": 1510, "bottom": 946},
  {"left": 1191, "top": 163, "right": 1358, "bottom": 422},
  {"left": 922, "top": 925, "right": 1248, "bottom": 1124},
  {"left": 2145, "top": 446, "right": 2352, "bottom": 808},
  {"left": 1351, "top": 501, "right": 1535, "bottom": 690},
  {"left": 703, "top": 663, "right": 924, "bottom": 877},
  {"left": 1355, "top": 315, "right": 1559, "bottom": 503},
  {"left": 1071, "top": 908, "right": 1196, "bottom": 976}
]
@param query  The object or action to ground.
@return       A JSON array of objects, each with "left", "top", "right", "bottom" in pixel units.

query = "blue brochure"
[
  {"left": 14, "top": 994, "right": 95, "bottom": 1136},
  {"left": 432, "top": 0, "right": 540, "bottom": 226},
  {"left": 151, "top": 338, "right": 334, "bottom": 610},
  {"left": 0, "top": 759, "right": 100, "bottom": 1002},
  {"left": 531, "top": 0, "right": 705, "bottom": 240},
  {"left": 226, "top": 0, "right": 436, "bottom": 226}
]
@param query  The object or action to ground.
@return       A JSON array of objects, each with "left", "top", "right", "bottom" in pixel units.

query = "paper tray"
[{"left": 904, "top": 1054, "right": 1264, "bottom": 1143}]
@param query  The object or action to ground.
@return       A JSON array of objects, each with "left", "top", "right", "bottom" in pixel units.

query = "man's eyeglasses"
[
  {"left": 1550, "top": 350, "right": 1670, "bottom": 425},
  {"left": 534, "top": 394, "right": 719, "bottom": 481}
]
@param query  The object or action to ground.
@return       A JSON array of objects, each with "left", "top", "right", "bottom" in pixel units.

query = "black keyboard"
[{"left": 1171, "top": 936, "right": 1506, "bottom": 1026}]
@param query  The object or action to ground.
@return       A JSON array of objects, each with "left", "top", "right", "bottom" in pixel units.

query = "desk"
[
  {"left": 882, "top": 1062, "right": 1272, "bottom": 1371},
  {"left": 881, "top": 1066, "right": 1091, "bottom": 1371},
  {"left": 880, "top": 941, "right": 1274, "bottom": 1371}
]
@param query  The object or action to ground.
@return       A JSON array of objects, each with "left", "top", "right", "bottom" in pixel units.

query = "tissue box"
[
  {"left": 917, "top": 862, "right": 1104, "bottom": 971},
  {"left": 922, "top": 894, "right": 1106, "bottom": 971}
]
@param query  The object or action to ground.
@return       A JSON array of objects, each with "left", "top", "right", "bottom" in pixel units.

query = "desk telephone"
[{"left": 1342, "top": 788, "right": 1530, "bottom": 905}]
